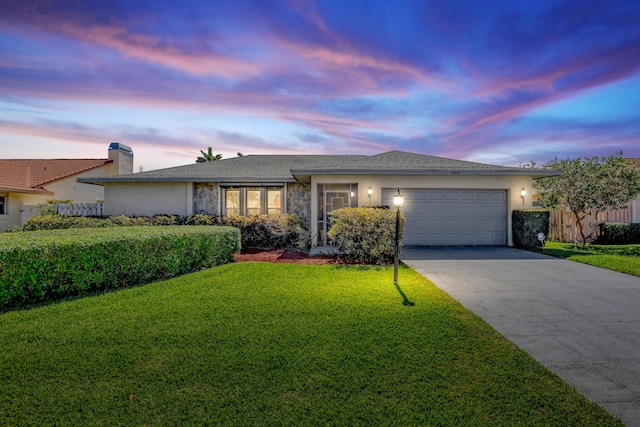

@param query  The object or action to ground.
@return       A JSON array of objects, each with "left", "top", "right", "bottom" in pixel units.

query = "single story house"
[
  {"left": 0, "top": 143, "right": 133, "bottom": 232},
  {"left": 80, "top": 150, "right": 559, "bottom": 247}
]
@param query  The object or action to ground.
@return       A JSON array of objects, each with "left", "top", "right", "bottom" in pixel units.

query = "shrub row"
[
  {"left": 0, "top": 226, "right": 241, "bottom": 310},
  {"left": 597, "top": 223, "right": 640, "bottom": 245},
  {"left": 512, "top": 210, "right": 550, "bottom": 251},
  {"left": 328, "top": 207, "right": 405, "bottom": 264},
  {"left": 19, "top": 213, "right": 311, "bottom": 251}
]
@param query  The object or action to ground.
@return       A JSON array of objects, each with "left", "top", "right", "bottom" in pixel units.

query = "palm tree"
[{"left": 196, "top": 147, "right": 222, "bottom": 163}]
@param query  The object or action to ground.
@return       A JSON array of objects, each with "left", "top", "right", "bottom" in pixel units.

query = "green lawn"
[
  {"left": 0, "top": 263, "right": 622, "bottom": 426},
  {"left": 543, "top": 241, "right": 640, "bottom": 276}
]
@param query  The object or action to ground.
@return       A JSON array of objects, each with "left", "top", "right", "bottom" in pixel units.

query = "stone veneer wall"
[
  {"left": 286, "top": 183, "right": 311, "bottom": 222},
  {"left": 193, "top": 183, "right": 219, "bottom": 215}
]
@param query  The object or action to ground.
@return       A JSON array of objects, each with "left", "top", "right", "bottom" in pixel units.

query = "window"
[
  {"left": 246, "top": 189, "right": 261, "bottom": 216},
  {"left": 223, "top": 187, "right": 283, "bottom": 216},
  {"left": 0, "top": 195, "right": 5, "bottom": 215},
  {"left": 267, "top": 189, "right": 282, "bottom": 215},
  {"left": 225, "top": 189, "right": 240, "bottom": 216}
]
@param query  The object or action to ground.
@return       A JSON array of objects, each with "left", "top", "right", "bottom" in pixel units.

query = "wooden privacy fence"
[
  {"left": 549, "top": 205, "right": 633, "bottom": 243},
  {"left": 55, "top": 203, "right": 104, "bottom": 216}
]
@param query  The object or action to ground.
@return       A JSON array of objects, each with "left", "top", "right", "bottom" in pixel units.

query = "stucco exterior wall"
[
  {"left": 46, "top": 164, "right": 112, "bottom": 202},
  {"left": 103, "top": 182, "right": 193, "bottom": 216},
  {"left": 0, "top": 193, "right": 51, "bottom": 232},
  {"left": 310, "top": 174, "right": 535, "bottom": 247}
]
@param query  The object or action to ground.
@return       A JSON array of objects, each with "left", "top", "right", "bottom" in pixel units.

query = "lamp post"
[{"left": 393, "top": 188, "right": 404, "bottom": 285}]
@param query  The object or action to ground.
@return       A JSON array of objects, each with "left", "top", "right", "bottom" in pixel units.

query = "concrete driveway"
[{"left": 402, "top": 246, "right": 640, "bottom": 427}]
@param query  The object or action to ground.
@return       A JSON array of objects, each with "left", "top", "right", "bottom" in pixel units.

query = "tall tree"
[
  {"left": 535, "top": 153, "right": 640, "bottom": 248},
  {"left": 196, "top": 147, "right": 222, "bottom": 163}
]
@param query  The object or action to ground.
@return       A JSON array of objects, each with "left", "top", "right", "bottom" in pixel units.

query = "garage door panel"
[{"left": 383, "top": 188, "right": 507, "bottom": 246}]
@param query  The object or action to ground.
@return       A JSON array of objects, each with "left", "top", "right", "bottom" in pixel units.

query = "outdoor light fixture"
[
  {"left": 520, "top": 187, "right": 526, "bottom": 205},
  {"left": 393, "top": 189, "right": 404, "bottom": 210},
  {"left": 367, "top": 186, "right": 373, "bottom": 205},
  {"left": 393, "top": 188, "right": 404, "bottom": 285}
]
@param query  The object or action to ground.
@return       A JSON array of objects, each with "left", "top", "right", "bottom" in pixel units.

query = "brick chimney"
[{"left": 108, "top": 142, "right": 134, "bottom": 175}]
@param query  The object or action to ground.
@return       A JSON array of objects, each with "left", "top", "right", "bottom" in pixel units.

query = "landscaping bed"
[{"left": 234, "top": 247, "right": 332, "bottom": 265}]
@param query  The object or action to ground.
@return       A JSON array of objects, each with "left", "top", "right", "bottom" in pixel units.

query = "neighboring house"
[
  {"left": 0, "top": 143, "right": 133, "bottom": 232},
  {"left": 80, "top": 150, "right": 558, "bottom": 247}
]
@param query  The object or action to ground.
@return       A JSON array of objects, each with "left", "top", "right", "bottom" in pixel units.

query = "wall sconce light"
[
  {"left": 520, "top": 187, "right": 526, "bottom": 205},
  {"left": 367, "top": 186, "right": 372, "bottom": 205}
]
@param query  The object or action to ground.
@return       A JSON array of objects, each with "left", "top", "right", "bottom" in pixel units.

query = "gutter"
[{"left": 290, "top": 168, "right": 562, "bottom": 178}]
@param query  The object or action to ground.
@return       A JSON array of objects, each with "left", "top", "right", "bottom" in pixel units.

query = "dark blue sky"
[{"left": 1, "top": 0, "right": 639, "bottom": 170}]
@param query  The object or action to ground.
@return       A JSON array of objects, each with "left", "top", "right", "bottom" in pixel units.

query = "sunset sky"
[{"left": 1, "top": 0, "right": 639, "bottom": 171}]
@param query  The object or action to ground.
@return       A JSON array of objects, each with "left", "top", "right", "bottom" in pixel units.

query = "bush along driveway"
[
  {"left": 0, "top": 263, "right": 621, "bottom": 426},
  {"left": 402, "top": 246, "right": 639, "bottom": 427}
]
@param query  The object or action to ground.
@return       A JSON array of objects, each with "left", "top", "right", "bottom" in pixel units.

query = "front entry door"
[{"left": 318, "top": 184, "right": 358, "bottom": 246}]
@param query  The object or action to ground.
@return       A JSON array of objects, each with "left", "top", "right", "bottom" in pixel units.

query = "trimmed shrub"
[
  {"left": 512, "top": 210, "right": 550, "bottom": 251},
  {"left": 16, "top": 213, "right": 310, "bottom": 251},
  {"left": 597, "top": 223, "right": 640, "bottom": 245},
  {"left": 223, "top": 214, "right": 311, "bottom": 251},
  {"left": 183, "top": 213, "right": 215, "bottom": 225},
  {"left": 0, "top": 226, "right": 241, "bottom": 310},
  {"left": 21, "top": 215, "right": 113, "bottom": 231},
  {"left": 108, "top": 215, "right": 150, "bottom": 226},
  {"left": 328, "top": 207, "right": 405, "bottom": 264},
  {"left": 36, "top": 199, "right": 74, "bottom": 215}
]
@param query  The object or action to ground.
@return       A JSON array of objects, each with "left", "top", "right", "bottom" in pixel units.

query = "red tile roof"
[{"left": 0, "top": 159, "right": 111, "bottom": 193}]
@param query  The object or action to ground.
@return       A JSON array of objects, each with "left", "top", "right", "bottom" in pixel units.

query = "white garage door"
[{"left": 382, "top": 189, "right": 507, "bottom": 246}]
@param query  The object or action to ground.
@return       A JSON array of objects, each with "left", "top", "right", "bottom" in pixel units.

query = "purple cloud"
[{"left": 0, "top": 0, "right": 639, "bottom": 168}]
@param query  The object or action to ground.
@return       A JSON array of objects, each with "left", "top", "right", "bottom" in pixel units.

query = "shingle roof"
[
  {"left": 80, "top": 155, "right": 365, "bottom": 183},
  {"left": 292, "top": 150, "right": 526, "bottom": 174},
  {"left": 78, "top": 151, "right": 559, "bottom": 184},
  {"left": 0, "top": 159, "right": 111, "bottom": 193}
]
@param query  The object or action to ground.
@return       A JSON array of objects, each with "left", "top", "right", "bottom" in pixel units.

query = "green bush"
[
  {"left": 36, "top": 199, "right": 74, "bottom": 215},
  {"left": 21, "top": 215, "right": 113, "bottom": 231},
  {"left": 512, "top": 210, "right": 550, "bottom": 251},
  {"left": 16, "top": 213, "right": 310, "bottom": 251},
  {"left": 108, "top": 215, "right": 150, "bottom": 226},
  {"left": 183, "top": 213, "right": 215, "bottom": 225},
  {"left": 223, "top": 214, "right": 311, "bottom": 251},
  {"left": 597, "top": 223, "right": 640, "bottom": 245},
  {"left": 0, "top": 226, "right": 241, "bottom": 310},
  {"left": 328, "top": 207, "right": 405, "bottom": 264}
]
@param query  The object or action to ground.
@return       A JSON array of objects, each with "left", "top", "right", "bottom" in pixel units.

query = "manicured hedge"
[
  {"left": 20, "top": 214, "right": 175, "bottom": 230},
  {"left": 328, "top": 207, "right": 405, "bottom": 264},
  {"left": 0, "top": 226, "right": 240, "bottom": 310},
  {"left": 19, "top": 213, "right": 310, "bottom": 251},
  {"left": 597, "top": 222, "right": 640, "bottom": 245},
  {"left": 512, "top": 210, "right": 550, "bottom": 251}
]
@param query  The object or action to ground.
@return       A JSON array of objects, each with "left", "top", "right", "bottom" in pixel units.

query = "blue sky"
[{"left": 1, "top": 0, "right": 638, "bottom": 171}]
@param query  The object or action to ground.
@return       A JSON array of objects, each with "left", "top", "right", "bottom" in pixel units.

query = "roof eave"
[
  {"left": 291, "top": 168, "right": 560, "bottom": 176},
  {"left": 0, "top": 186, "right": 54, "bottom": 195},
  {"left": 78, "top": 176, "right": 298, "bottom": 184}
]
